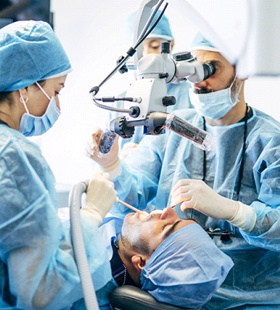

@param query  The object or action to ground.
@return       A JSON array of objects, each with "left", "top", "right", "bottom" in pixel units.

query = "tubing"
[{"left": 69, "top": 181, "right": 99, "bottom": 310}]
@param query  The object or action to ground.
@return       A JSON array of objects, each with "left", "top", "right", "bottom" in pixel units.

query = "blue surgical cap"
[
  {"left": 140, "top": 223, "right": 234, "bottom": 308},
  {"left": 190, "top": 32, "right": 218, "bottom": 52},
  {"left": 0, "top": 20, "right": 72, "bottom": 92},
  {"left": 129, "top": 10, "right": 174, "bottom": 42}
]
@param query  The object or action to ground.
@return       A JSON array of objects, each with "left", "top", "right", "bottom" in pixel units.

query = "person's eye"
[
  {"left": 55, "top": 85, "right": 65, "bottom": 96},
  {"left": 161, "top": 223, "right": 171, "bottom": 231},
  {"left": 152, "top": 45, "right": 160, "bottom": 50},
  {"left": 149, "top": 42, "right": 160, "bottom": 48},
  {"left": 55, "top": 89, "right": 64, "bottom": 96}
]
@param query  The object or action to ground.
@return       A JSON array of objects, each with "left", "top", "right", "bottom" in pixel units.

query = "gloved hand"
[
  {"left": 171, "top": 179, "right": 256, "bottom": 232},
  {"left": 81, "top": 172, "right": 117, "bottom": 226},
  {"left": 84, "top": 127, "right": 120, "bottom": 172}
]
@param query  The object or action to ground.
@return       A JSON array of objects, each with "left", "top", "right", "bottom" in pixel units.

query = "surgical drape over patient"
[
  {"left": 0, "top": 20, "right": 71, "bottom": 91},
  {"left": 140, "top": 223, "right": 234, "bottom": 308}
]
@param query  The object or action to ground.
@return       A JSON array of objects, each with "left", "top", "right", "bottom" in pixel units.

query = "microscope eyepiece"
[{"left": 202, "top": 62, "right": 216, "bottom": 80}]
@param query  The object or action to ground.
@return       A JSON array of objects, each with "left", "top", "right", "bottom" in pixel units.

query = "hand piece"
[
  {"left": 81, "top": 172, "right": 117, "bottom": 226},
  {"left": 171, "top": 179, "right": 238, "bottom": 220},
  {"left": 84, "top": 127, "right": 120, "bottom": 171}
]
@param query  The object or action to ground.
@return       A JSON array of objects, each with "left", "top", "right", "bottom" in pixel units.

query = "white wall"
[{"left": 38, "top": 0, "right": 280, "bottom": 187}]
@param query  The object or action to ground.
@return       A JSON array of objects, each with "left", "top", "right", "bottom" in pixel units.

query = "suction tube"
[{"left": 69, "top": 181, "right": 99, "bottom": 310}]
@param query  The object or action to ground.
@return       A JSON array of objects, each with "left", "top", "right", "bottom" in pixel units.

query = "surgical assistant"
[
  {"left": 0, "top": 20, "right": 116, "bottom": 309},
  {"left": 86, "top": 33, "right": 280, "bottom": 309}
]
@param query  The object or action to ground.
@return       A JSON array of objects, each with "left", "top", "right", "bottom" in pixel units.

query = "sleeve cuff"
[
  {"left": 101, "top": 158, "right": 121, "bottom": 180},
  {"left": 228, "top": 202, "right": 256, "bottom": 232}
]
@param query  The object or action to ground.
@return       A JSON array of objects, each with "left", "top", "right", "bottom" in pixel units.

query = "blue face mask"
[
  {"left": 189, "top": 77, "right": 241, "bottom": 120},
  {"left": 19, "top": 83, "right": 61, "bottom": 136}
]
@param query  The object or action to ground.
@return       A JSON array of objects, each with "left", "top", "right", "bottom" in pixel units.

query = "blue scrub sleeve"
[
  {"left": 240, "top": 135, "right": 280, "bottom": 250},
  {"left": 112, "top": 136, "right": 164, "bottom": 217}
]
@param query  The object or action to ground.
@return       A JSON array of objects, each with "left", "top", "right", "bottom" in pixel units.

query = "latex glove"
[
  {"left": 84, "top": 127, "right": 120, "bottom": 172},
  {"left": 171, "top": 179, "right": 256, "bottom": 232},
  {"left": 81, "top": 172, "right": 116, "bottom": 226}
]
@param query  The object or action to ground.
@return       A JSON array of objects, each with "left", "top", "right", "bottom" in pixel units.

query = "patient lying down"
[{"left": 106, "top": 207, "right": 233, "bottom": 308}]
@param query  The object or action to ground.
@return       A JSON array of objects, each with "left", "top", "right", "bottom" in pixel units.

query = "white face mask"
[
  {"left": 19, "top": 83, "right": 61, "bottom": 136},
  {"left": 189, "top": 77, "right": 241, "bottom": 120}
]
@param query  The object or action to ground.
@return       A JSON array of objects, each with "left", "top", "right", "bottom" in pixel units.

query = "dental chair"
[{"left": 109, "top": 285, "right": 202, "bottom": 310}]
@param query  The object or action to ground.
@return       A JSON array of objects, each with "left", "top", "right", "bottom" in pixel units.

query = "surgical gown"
[
  {"left": 0, "top": 125, "right": 112, "bottom": 309},
  {"left": 111, "top": 107, "right": 280, "bottom": 309}
]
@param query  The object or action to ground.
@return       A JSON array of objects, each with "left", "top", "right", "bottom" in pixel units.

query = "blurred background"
[{"left": 1, "top": 0, "right": 280, "bottom": 192}]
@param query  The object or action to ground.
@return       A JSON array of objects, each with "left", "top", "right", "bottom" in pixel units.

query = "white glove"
[
  {"left": 171, "top": 179, "right": 256, "bottom": 232},
  {"left": 84, "top": 127, "right": 120, "bottom": 172},
  {"left": 81, "top": 172, "right": 116, "bottom": 226}
]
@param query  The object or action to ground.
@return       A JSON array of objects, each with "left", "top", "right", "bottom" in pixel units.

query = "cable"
[
  {"left": 135, "top": 0, "right": 164, "bottom": 44},
  {"left": 92, "top": 97, "right": 132, "bottom": 114},
  {"left": 134, "top": 1, "right": 167, "bottom": 48},
  {"left": 89, "top": 0, "right": 168, "bottom": 96}
]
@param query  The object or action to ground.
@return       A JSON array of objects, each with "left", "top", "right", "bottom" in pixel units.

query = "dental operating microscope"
[
  {"left": 90, "top": 0, "right": 216, "bottom": 153},
  {"left": 104, "top": 43, "right": 215, "bottom": 149}
]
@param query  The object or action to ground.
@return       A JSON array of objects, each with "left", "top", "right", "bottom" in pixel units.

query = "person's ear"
[
  {"left": 18, "top": 87, "right": 28, "bottom": 96},
  {"left": 131, "top": 255, "right": 147, "bottom": 272},
  {"left": 18, "top": 88, "right": 29, "bottom": 106},
  {"left": 19, "top": 86, "right": 31, "bottom": 100}
]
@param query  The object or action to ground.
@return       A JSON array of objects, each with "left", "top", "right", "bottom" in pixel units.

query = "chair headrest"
[{"left": 109, "top": 285, "right": 202, "bottom": 310}]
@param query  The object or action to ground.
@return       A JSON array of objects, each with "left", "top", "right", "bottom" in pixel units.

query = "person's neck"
[
  {"left": 0, "top": 101, "right": 22, "bottom": 130},
  {"left": 205, "top": 98, "right": 248, "bottom": 126},
  {"left": 117, "top": 239, "right": 142, "bottom": 287},
  {"left": 0, "top": 112, "right": 15, "bottom": 129}
]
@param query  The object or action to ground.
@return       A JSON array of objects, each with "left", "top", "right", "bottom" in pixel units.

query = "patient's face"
[{"left": 121, "top": 207, "right": 189, "bottom": 254}]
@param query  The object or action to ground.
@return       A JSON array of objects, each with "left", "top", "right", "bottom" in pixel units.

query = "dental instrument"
[{"left": 116, "top": 197, "right": 148, "bottom": 216}]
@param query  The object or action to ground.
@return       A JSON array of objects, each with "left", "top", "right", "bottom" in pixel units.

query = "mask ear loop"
[
  {"left": 35, "top": 82, "right": 51, "bottom": 100},
  {"left": 230, "top": 74, "right": 243, "bottom": 104},
  {"left": 19, "top": 92, "right": 30, "bottom": 114}
]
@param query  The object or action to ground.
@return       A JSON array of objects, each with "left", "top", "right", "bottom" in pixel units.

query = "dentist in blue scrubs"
[
  {"left": 87, "top": 33, "right": 280, "bottom": 309},
  {"left": 0, "top": 20, "right": 116, "bottom": 309}
]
